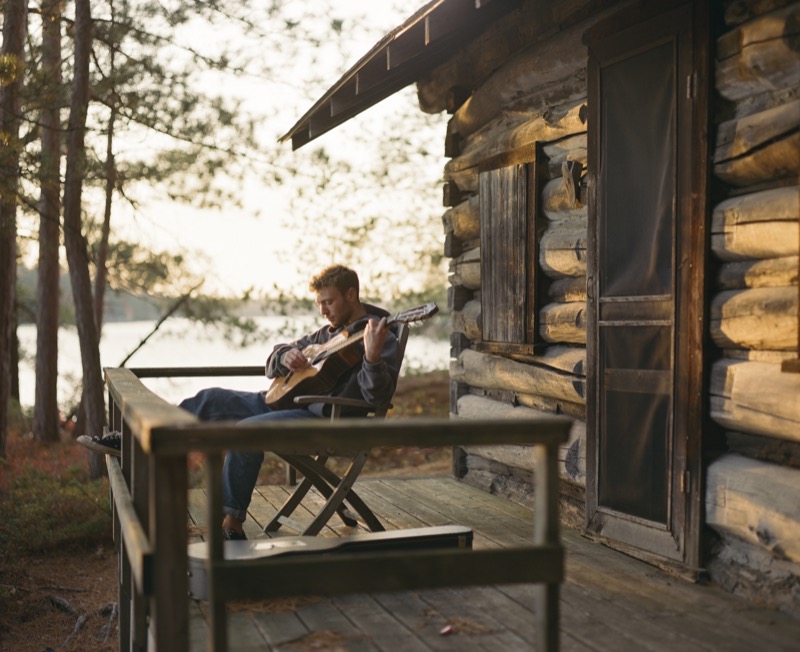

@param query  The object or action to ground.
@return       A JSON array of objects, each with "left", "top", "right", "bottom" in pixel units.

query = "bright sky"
[
  {"left": 110, "top": 1, "right": 447, "bottom": 300},
  {"left": 14, "top": 1, "right": 444, "bottom": 298}
]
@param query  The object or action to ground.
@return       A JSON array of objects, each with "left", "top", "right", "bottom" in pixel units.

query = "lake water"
[{"left": 16, "top": 316, "right": 450, "bottom": 409}]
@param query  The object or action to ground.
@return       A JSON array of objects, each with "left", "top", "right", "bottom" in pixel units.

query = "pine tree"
[
  {"left": 0, "top": 0, "right": 28, "bottom": 457},
  {"left": 32, "top": 0, "right": 63, "bottom": 444}
]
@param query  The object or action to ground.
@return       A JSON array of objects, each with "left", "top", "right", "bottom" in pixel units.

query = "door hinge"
[
  {"left": 681, "top": 469, "right": 690, "bottom": 494},
  {"left": 686, "top": 72, "right": 698, "bottom": 99}
]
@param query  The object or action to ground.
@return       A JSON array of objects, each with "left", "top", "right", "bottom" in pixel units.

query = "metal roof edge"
[{"left": 279, "top": 0, "right": 522, "bottom": 150}]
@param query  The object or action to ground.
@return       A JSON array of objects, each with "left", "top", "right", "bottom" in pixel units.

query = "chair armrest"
[
  {"left": 293, "top": 395, "right": 393, "bottom": 420},
  {"left": 293, "top": 395, "right": 389, "bottom": 410}
]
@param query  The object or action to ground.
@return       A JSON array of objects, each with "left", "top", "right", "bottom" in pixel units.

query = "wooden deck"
[{"left": 186, "top": 474, "right": 800, "bottom": 651}]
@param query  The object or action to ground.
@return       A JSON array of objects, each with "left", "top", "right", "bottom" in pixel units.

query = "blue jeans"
[{"left": 179, "top": 387, "right": 320, "bottom": 523}]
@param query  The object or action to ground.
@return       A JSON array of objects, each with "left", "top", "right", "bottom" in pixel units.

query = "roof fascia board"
[{"left": 282, "top": 0, "right": 522, "bottom": 149}]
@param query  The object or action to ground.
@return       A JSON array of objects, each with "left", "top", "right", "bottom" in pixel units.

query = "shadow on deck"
[{"left": 187, "top": 474, "right": 800, "bottom": 651}]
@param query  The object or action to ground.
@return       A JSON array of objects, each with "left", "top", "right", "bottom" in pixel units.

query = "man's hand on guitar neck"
[{"left": 364, "top": 317, "right": 389, "bottom": 364}]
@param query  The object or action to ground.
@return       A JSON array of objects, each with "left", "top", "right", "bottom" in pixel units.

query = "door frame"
[{"left": 584, "top": 0, "right": 711, "bottom": 572}]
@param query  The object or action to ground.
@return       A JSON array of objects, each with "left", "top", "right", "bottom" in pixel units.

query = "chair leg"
[
  {"left": 264, "top": 456, "right": 350, "bottom": 532},
  {"left": 264, "top": 475, "right": 313, "bottom": 532},
  {"left": 280, "top": 455, "right": 359, "bottom": 533},
  {"left": 291, "top": 453, "right": 385, "bottom": 534}
]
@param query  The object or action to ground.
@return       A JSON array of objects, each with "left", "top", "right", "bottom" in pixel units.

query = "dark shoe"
[
  {"left": 77, "top": 431, "right": 122, "bottom": 457},
  {"left": 222, "top": 528, "right": 247, "bottom": 541}
]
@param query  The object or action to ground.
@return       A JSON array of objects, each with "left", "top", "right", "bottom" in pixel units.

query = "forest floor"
[{"left": 0, "top": 370, "right": 451, "bottom": 652}]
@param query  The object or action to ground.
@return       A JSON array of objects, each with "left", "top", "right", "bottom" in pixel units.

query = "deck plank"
[
  {"left": 363, "top": 479, "right": 496, "bottom": 541},
  {"left": 186, "top": 475, "right": 800, "bottom": 651},
  {"left": 292, "top": 599, "right": 377, "bottom": 650},
  {"left": 415, "top": 586, "right": 533, "bottom": 650},
  {"left": 372, "top": 478, "right": 533, "bottom": 547},
  {"left": 225, "top": 612, "right": 271, "bottom": 651},
  {"left": 560, "top": 531, "right": 800, "bottom": 650},
  {"left": 462, "top": 585, "right": 537, "bottom": 642},
  {"left": 350, "top": 483, "right": 432, "bottom": 530},
  {"left": 188, "top": 600, "right": 209, "bottom": 650},
  {"left": 370, "top": 590, "right": 476, "bottom": 651},
  {"left": 249, "top": 609, "right": 310, "bottom": 649},
  {"left": 559, "top": 582, "right": 703, "bottom": 652},
  {"left": 332, "top": 593, "right": 431, "bottom": 651}
]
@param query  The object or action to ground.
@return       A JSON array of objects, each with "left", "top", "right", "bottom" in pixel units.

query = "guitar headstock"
[{"left": 393, "top": 302, "right": 439, "bottom": 324}]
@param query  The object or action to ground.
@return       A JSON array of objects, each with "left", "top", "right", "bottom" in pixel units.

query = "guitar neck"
[
  {"left": 315, "top": 314, "right": 398, "bottom": 362},
  {"left": 308, "top": 303, "right": 437, "bottom": 365}
]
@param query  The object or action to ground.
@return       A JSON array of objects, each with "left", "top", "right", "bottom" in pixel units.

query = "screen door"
[{"left": 586, "top": 2, "right": 706, "bottom": 566}]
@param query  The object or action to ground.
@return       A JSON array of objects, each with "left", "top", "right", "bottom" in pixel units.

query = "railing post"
[
  {"left": 533, "top": 442, "right": 561, "bottom": 652},
  {"left": 108, "top": 395, "right": 132, "bottom": 652},
  {"left": 130, "top": 427, "right": 148, "bottom": 650},
  {"left": 205, "top": 453, "right": 227, "bottom": 652},
  {"left": 150, "top": 452, "right": 189, "bottom": 650}
]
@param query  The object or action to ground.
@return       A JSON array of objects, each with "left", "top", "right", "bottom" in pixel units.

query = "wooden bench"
[{"left": 104, "top": 367, "right": 571, "bottom": 651}]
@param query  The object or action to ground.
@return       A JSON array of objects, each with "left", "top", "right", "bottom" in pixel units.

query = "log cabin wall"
[
  {"left": 421, "top": 0, "right": 800, "bottom": 615},
  {"left": 704, "top": 0, "right": 800, "bottom": 616},
  {"left": 426, "top": 0, "right": 605, "bottom": 528}
]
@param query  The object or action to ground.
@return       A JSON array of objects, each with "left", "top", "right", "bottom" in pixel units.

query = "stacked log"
[
  {"left": 454, "top": 393, "right": 588, "bottom": 528},
  {"left": 710, "top": 359, "right": 800, "bottom": 440},
  {"left": 711, "top": 287, "right": 797, "bottom": 350},
  {"left": 712, "top": 186, "right": 798, "bottom": 260},
  {"left": 448, "top": 248, "right": 480, "bottom": 291},
  {"left": 442, "top": 194, "right": 480, "bottom": 242},
  {"left": 704, "top": 453, "right": 799, "bottom": 560},
  {"left": 715, "top": 3, "right": 800, "bottom": 104},
  {"left": 705, "top": 1, "right": 800, "bottom": 611},
  {"left": 714, "top": 101, "right": 800, "bottom": 186},
  {"left": 450, "top": 347, "right": 586, "bottom": 408},
  {"left": 455, "top": 394, "right": 587, "bottom": 485}
]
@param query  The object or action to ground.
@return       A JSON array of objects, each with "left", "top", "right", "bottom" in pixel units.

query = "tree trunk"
[
  {"left": 94, "top": 12, "right": 118, "bottom": 333},
  {"left": 0, "top": 0, "right": 27, "bottom": 458},
  {"left": 33, "top": 0, "right": 63, "bottom": 444},
  {"left": 63, "top": 0, "right": 105, "bottom": 477},
  {"left": 11, "top": 325, "right": 19, "bottom": 401},
  {"left": 93, "top": 109, "right": 115, "bottom": 332}
]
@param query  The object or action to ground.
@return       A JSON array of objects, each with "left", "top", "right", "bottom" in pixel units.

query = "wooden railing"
[{"left": 104, "top": 366, "right": 571, "bottom": 652}]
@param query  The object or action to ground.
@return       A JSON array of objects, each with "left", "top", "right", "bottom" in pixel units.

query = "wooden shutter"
[{"left": 478, "top": 164, "right": 538, "bottom": 353}]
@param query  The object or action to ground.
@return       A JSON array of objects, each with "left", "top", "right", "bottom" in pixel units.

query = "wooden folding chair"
[{"left": 264, "top": 321, "right": 409, "bottom": 536}]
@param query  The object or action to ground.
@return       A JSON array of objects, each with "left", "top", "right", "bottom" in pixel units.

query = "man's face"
[{"left": 315, "top": 286, "right": 356, "bottom": 329}]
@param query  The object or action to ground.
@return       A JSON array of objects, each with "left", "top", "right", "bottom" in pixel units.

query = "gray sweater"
[{"left": 265, "top": 307, "right": 400, "bottom": 416}]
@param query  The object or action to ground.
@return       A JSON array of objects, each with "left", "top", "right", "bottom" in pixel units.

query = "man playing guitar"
[{"left": 179, "top": 264, "right": 400, "bottom": 542}]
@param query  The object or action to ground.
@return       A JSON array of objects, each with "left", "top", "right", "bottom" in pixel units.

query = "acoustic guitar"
[{"left": 264, "top": 302, "right": 439, "bottom": 410}]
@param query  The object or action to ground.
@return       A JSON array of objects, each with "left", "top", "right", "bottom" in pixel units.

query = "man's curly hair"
[{"left": 309, "top": 265, "right": 360, "bottom": 297}]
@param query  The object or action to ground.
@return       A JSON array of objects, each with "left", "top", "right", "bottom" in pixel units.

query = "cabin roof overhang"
[{"left": 279, "top": 0, "right": 523, "bottom": 150}]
